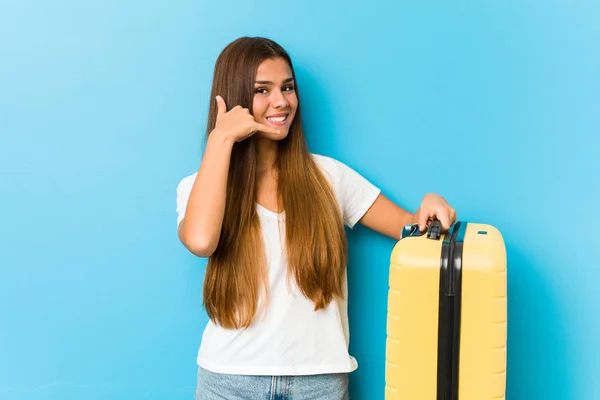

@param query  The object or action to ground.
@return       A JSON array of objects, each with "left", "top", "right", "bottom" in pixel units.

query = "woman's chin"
[{"left": 256, "top": 129, "right": 289, "bottom": 141}]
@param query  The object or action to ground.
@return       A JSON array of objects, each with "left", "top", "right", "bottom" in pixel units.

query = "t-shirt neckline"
[{"left": 256, "top": 203, "right": 285, "bottom": 219}]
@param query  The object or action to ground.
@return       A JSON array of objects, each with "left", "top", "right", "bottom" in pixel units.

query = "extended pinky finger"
[{"left": 255, "top": 123, "right": 280, "bottom": 134}]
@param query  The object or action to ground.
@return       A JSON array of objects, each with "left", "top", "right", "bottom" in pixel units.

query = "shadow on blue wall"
[{"left": 506, "top": 243, "right": 575, "bottom": 400}]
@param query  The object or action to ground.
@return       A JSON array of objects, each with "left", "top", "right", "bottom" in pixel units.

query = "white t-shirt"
[{"left": 175, "top": 154, "right": 381, "bottom": 376}]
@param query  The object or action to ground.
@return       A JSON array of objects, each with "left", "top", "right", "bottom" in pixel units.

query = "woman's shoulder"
[
  {"left": 310, "top": 153, "right": 342, "bottom": 181},
  {"left": 310, "top": 153, "right": 342, "bottom": 173},
  {"left": 178, "top": 172, "right": 197, "bottom": 184},
  {"left": 176, "top": 172, "right": 198, "bottom": 195},
  {"left": 310, "top": 153, "right": 377, "bottom": 193},
  {"left": 310, "top": 153, "right": 358, "bottom": 182}
]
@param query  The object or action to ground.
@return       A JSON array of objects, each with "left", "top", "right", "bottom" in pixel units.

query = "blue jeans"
[{"left": 194, "top": 367, "right": 349, "bottom": 400}]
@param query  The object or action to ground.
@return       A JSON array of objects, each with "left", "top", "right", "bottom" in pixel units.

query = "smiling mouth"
[{"left": 266, "top": 114, "right": 288, "bottom": 125}]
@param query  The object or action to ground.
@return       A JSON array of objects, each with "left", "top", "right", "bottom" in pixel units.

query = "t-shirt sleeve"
[
  {"left": 175, "top": 174, "right": 197, "bottom": 228},
  {"left": 332, "top": 158, "right": 381, "bottom": 229}
]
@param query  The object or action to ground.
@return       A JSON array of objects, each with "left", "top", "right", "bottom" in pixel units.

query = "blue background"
[{"left": 1, "top": 0, "right": 598, "bottom": 399}]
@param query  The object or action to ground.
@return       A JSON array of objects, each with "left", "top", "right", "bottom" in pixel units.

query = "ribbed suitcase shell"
[{"left": 385, "top": 222, "right": 507, "bottom": 399}]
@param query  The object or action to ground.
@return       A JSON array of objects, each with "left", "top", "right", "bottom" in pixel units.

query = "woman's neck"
[{"left": 255, "top": 137, "right": 278, "bottom": 177}]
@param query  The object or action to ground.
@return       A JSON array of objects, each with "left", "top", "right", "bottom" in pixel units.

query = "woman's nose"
[{"left": 271, "top": 91, "right": 289, "bottom": 108}]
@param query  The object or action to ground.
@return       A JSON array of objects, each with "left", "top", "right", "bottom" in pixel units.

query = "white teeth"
[{"left": 267, "top": 116, "right": 286, "bottom": 122}]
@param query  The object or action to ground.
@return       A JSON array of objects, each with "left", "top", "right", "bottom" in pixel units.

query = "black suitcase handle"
[{"left": 400, "top": 218, "right": 443, "bottom": 240}]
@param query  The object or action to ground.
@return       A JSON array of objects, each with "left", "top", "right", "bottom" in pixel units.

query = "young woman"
[{"left": 176, "top": 37, "right": 456, "bottom": 400}]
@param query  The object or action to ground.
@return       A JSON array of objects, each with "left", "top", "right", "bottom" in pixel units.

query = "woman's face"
[{"left": 252, "top": 57, "right": 298, "bottom": 140}]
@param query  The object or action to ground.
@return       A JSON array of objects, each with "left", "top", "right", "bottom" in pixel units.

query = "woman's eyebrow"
[{"left": 254, "top": 77, "right": 295, "bottom": 84}]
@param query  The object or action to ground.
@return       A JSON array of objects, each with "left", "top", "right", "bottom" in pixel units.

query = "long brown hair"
[{"left": 204, "top": 37, "right": 348, "bottom": 329}]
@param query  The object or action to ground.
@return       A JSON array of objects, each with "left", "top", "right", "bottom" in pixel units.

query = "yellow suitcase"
[{"left": 385, "top": 220, "right": 507, "bottom": 400}]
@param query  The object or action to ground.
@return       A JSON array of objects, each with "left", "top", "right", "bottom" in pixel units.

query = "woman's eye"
[
  {"left": 254, "top": 88, "right": 268, "bottom": 94},
  {"left": 283, "top": 85, "right": 295, "bottom": 92}
]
